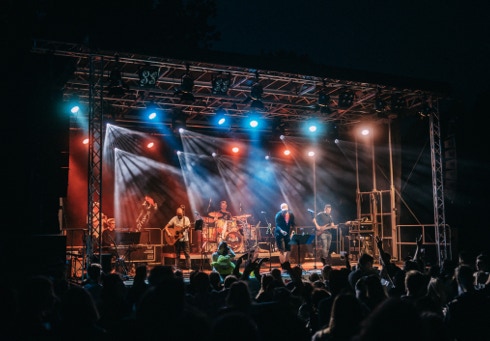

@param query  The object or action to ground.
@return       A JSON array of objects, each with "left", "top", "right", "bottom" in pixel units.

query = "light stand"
[{"left": 312, "top": 153, "right": 318, "bottom": 270}]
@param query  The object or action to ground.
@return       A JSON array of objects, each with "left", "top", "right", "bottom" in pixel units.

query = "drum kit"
[{"left": 201, "top": 211, "right": 254, "bottom": 253}]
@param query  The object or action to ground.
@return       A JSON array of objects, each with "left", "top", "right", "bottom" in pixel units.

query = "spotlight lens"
[
  {"left": 250, "top": 120, "right": 259, "bottom": 128},
  {"left": 218, "top": 117, "right": 226, "bottom": 125},
  {"left": 309, "top": 125, "right": 317, "bottom": 133},
  {"left": 179, "top": 128, "right": 184, "bottom": 134},
  {"left": 71, "top": 105, "right": 80, "bottom": 114}
]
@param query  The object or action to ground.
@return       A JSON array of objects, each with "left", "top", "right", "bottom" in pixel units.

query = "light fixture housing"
[
  {"left": 212, "top": 72, "right": 231, "bottom": 95},
  {"left": 171, "top": 109, "right": 187, "bottom": 132},
  {"left": 338, "top": 89, "right": 355, "bottom": 108},
  {"left": 390, "top": 94, "right": 406, "bottom": 112},
  {"left": 138, "top": 64, "right": 159, "bottom": 87}
]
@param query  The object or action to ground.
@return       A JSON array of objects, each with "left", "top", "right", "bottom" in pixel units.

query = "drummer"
[
  {"left": 209, "top": 200, "right": 234, "bottom": 241},
  {"left": 217, "top": 200, "right": 233, "bottom": 221}
]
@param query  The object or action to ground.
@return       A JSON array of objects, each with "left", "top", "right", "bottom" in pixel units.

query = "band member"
[
  {"left": 216, "top": 200, "right": 233, "bottom": 220},
  {"left": 102, "top": 218, "right": 116, "bottom": 247},
  {"left": 313, "top": 204, "right": 336, "bottom": 264},
  {"left": 275, "top": 203, "right": 295, "bottom": 264},
  {"left": 212, "top": 200, "right": 234, "bottom": 242},
  {"left": 136, "top": 195, "right": 158, "bottom": 231},
  {"left": 164, "top": 206, "right": 191, "bottom": 270}
]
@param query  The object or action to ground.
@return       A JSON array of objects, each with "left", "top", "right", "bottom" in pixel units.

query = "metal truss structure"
[
  {"left": 32, "top": 40, "right": 446, "bottom": 139},
  {"left": 31, "top": 40, "right": 449, "bottom": 263}
]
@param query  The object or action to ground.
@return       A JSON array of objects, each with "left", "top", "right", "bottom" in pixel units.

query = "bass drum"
[
  {"left": 216, "top": 219, "right": 237, "bottom": 241},
  {"left": 224, "top": 231, "right": 244, "bottom": 253}
]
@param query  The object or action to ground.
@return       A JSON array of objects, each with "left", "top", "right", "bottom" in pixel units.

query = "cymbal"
[
  {"left": 208, "top": 211, "right": 223, "bottom": 218},
  {"left": 234, "top": 214, "right": 251, "bottom": 219}
]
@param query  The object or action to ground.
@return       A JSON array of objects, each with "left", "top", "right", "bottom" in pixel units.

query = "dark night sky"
[
  {"left": 211, "top": 1, "right": 490, "bottom": 110},
  {"left": 3, "top": 1, "right": 490, "bottom": 255}
]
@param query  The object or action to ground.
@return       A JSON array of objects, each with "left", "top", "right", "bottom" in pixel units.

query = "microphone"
[
  {"left": 307, "top": 209, "right": 314, "bottom": 214},
  {"left": 194, "top": 210, "right": 199, "bottom": 215},
  {"left": 261, "top": 211, "right": 267, "bottom": 214}
]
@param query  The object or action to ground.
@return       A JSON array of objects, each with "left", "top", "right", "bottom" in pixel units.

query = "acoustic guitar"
[{"left": 164, "top": 225, "right": 189, "bottom": 246}]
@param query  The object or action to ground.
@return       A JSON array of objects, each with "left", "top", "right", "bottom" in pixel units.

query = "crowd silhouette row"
[{"left": 2, "top": 236, "right": 490, "bottom": 340}]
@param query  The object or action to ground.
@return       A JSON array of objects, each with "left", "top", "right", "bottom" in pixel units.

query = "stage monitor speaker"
[{"left": 328, "top": 254, "right": 346, "bottom": 266}]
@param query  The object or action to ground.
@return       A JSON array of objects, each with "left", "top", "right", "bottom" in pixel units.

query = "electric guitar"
[
  {"left": 307, "top": 209, "right": 338, "bottom": 237},
  {"left": 164, "top": 225, "right": 190, "bottom": 246}
]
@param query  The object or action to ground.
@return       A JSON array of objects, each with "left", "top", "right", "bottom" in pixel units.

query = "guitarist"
[
  {"left": 312, "top": 204, "right": 336, "bottom": 265},
  {"left": 163, "top": 205, "right": 191, "bottom": 270}
]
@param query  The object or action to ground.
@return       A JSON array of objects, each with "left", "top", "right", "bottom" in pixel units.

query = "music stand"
[
  {"left": 289, "top": 234, "right": 314, "bottom": 271},
  {"left": 116, "top": 231, "right": 141, "bottom": 245}
]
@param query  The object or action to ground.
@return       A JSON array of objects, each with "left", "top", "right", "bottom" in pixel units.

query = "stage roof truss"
[{"left": 33, "top": 40, "right": 445, "bottom": 137}]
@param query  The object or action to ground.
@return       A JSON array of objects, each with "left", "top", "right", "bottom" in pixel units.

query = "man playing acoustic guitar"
[
  {"left": 312, "top": 204, "right": 337, "bottom": 265},
  {"left": 164, "top": 205, "right": 191, "bottom": 270}
]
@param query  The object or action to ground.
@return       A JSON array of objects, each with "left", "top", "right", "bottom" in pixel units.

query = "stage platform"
[{"left": 67, "top": 246, "right": 353, "bottom": 283}]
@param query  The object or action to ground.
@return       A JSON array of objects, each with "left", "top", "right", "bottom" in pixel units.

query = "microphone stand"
[
  {"left": 110, "top": 235, "right": 128, "bottom": 276},
  {"left": 262, "top": 212, "right": 273, "bottom": 272}
]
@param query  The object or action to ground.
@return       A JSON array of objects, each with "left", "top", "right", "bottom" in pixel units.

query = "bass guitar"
[
  {"left": 307, "top": 209, "right": 338, "bottom": 237},
  {"left": 164, "top": 225, "right": 189, "bottom": 246}
]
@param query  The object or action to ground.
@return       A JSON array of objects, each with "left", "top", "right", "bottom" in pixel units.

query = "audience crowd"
[{"left": 2, "top": 238, "right": 490, "bottom": 341}]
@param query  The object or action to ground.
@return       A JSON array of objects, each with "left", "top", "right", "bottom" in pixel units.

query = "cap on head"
[
  {"left": 280, "top": 203, "right": 288, "bottom": 211},
  {"left": 325, "top": 204, "right": 331, "bottom": 209}
]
